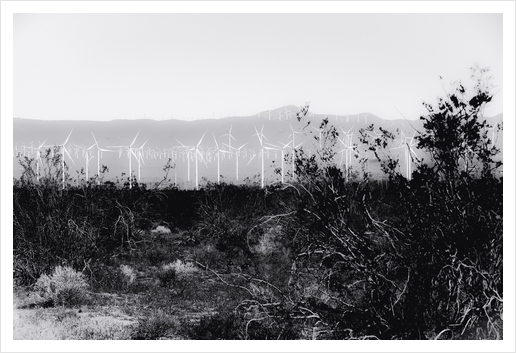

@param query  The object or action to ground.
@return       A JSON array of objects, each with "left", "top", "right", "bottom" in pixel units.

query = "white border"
[{"left": 2, "top": 1, "right": 514, "bottom": 352}]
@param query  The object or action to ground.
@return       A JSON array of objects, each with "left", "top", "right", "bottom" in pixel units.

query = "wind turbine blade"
[
  {"left": 176, "top": 139, "right": 187, "bottom": 147},
  {"left": 264, "top": 142, "right": 279, "bottom": 149},
  {"left": 253, "top": 126, "right": 262, "bottom": 145},
  {"left": 91, "top": 132, "right": 99, "bottom": 145},
  {"left": 38, "top": 139, "right": 48, "bottom": 149},
  {"left": 229, "top": 125, "right": 237, "bottom": 141},
  {"left": 64, "top": 147, "right": 75, "bottom": 165},
  {"left": 198, "top": 150, "right": 208, "bottom": 167},
  {"left": 212, "top": 133, "right": 220, "bottom": 149},
  {"left": 197, "top": 131, "right": 207, "bottom": 146},
  {"left": 87, "top": 143, "right": 96, "bottom": 150},
  {"left": 237, "top": 142, "right": 248, "bottom": 150},
  {"left": 63, "top": 129, "right": 74, "bottom": 145},
  {"left": 140, "top": 139, "right": 149, "bottom": 149},
  {"left": 247, "top": 154, "right": 256, "bottom": 165},
  {"left": 263, "top": 146, "right": 277, "bottom": 151},
  {"left": 279, "top": 140, "right": 292, "bottom": 149},
  {"left": 130, "top": 130, "right": 141, "bottom": 147},
  {"left": 409, "top": 132, "right": 417, "bottom": 145}
]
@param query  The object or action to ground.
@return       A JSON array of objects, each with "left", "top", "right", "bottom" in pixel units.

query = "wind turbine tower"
[
  {"left": 108, "top": 130, "right": 141, "bottom": 189},
  {"left": 60, "top": 129, "right": 75, "bottom": 189}
]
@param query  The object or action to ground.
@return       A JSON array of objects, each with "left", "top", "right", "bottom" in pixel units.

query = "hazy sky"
[{"left": 14, "top": 12, "right": 503, "bottom": 121}]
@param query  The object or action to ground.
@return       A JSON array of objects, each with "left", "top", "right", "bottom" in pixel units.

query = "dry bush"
[
  {"left": 119, "top": 264, "right": 137, "bottom": 287},
  {"left": 156, "top": 260, "right": 197, "bottom": 288},
  {"left": 33, "top": 266, "right": 89, "bottom": 307}
]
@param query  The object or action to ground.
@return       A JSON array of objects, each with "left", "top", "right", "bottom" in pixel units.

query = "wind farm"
[{"left": 13, "top": 106, "right": 503, "bottom": 190}]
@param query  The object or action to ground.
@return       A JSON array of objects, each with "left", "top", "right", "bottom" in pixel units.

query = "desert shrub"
[
  {"left": 156, "top": 260, "right": 198, "bottom": 291},
  {"left": 390, "top": 67, "right": 503, "bottom": 339},
  {"left": 131, "top": 310, "right": 178, "bottom": 340},
  {"left": 353, "top": 65, "right": 503, "bottom": 338},
  {"left": 166, "top": 259, "right": 197, "bottom": 276},
  {"left": 33, "top": 266, "right": 89, "bottom": 307},
  {"left": 216, "top": 72, "right": 502, "bottom": 340},
  {"left": 119, "top": 264, "right": 137, "bottom": 287}
]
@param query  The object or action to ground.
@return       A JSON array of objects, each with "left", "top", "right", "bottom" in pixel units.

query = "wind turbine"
[
  {"left": 108, "top": 130, "right": 141, "bottom": 189},
  {"left": 289, "top": 123, "right": 304, "bottom": 179},
  {"left": 59, "top": 129, "right": 75, "bottom": 189},
  {"left": 91, "top": 132, "right": 114, "bottom": 184},
  {"left": 252, "top": 125, "right": 276, "bottom": 188},
  {"left": 338, "top": 126, "right": 357, "bottom": 181},
  {"left": 224, "top": 141, "right": 248, "bottom": 181},
  {"left": 275, "top": 140, "right": 293, "bottom": 184},
  {"left": 391, "top": 131, "right": 418, "bottom": 180},
  {"left": 73, "top": 143, "right": 96, "bottom": 182},
  {"left": 212, "top": 133, "right": 230, "bottom": 183},
  {"left": 221, "top": 125, "right": 237, "bottom": 159},
  {"left": 193, "top": 132, "right": 208, "bottom": 189},
  {"left": 264, "top": 140, "right": 289, "bottom": 184},
  {"left": 134, "top": 139, "right": 149, "bottom": 182},
  {"left": 34, "top": 139, "right": 48, "bottom": 181},
  {"left": 175, "top": 145, "right": 191, "bottom": 183},
  {"left": 177, "top": 131, "right": 207, "bottom": 189},
  {"left": 405, "top": 133, "right": 419, "bottom": 179}
]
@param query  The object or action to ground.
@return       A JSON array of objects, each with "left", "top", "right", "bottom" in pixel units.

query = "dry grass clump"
[
  {"left": 33, "top": 266, "right": 89, "bottom": 307},
  {"left": 156, "top": 260, "right": 197, "bottom": 287},
  {"left": 163, "top": 259, "right": 197, "bottom": 276},
  {"left": 119, "top": 264, "right": 137, "bottom": 287},
  {"left": 151, "top": 225, "right": 172, "bottom": 234}
]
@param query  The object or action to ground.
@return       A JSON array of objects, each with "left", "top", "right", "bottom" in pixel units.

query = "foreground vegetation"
[{"left": 13, "top": 67, "right": 502, "bottom": 340}]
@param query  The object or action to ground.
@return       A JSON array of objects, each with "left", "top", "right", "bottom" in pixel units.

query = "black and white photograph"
[{"left": 2, "top": 1, "right": 514, "bottom": 351}]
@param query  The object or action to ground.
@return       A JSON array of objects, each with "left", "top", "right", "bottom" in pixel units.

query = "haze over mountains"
[{"left": 13, "top": 105, "right": 503, "bottom": 187}]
